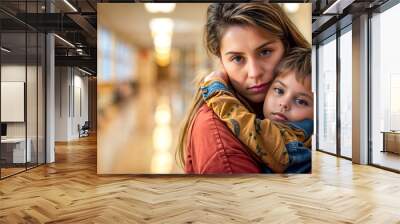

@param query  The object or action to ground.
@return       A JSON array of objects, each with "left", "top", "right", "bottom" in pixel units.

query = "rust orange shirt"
[{"left": 184, "top": 104, "right": 262, "bottom": 174}]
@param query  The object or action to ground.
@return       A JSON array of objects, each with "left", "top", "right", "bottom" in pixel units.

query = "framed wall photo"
[{"left": 97, "top": 3, "right": 312, "bottom": 174}]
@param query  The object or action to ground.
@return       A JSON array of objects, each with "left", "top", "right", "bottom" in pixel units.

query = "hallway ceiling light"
[
  {"left": 284, "top": 3, "right": 300, "bottom": 13},
  {"left": 154, "top": 34, "right": 171, "bottom": 50},
  {"left": 1, "top": 47, "right": 11, "bottom": 53},
  {"left": 149, "top": 18, "right": 174, "bottom": 66},
  {"left": 155, "top": 46, "right": 171, "bottom": 55},
  {"left": 154, "top": 44, "right": 171, "bottom": 66},
  {"left": 155, "top": 53, "right": 171, "bottom": 67},
  {"left": 155, "top": 103, "right": 171, "bottom": 125},
  {"left": 76, "top": 48, "right": 84, "bottom": 55},
  {"left": 54, "top": 34, "right": 75, "bottom": 48},
  {"left": 149, "top": 18, "right": 174, "bottom": 36},
  {"left": 156, "top": 58, "right": 170, "bottom": 67},
  {"left": 78, "top": 67, "right": 92, "bottom": 76},
  {"left": 145, "top": 3, "right": 176, "bottom": 13},
  {"left": 63, "top": 0, "right": 78, "bottom": 12},
  {"left": 323, "top": 0, "right": 355, "bottom": 14}
]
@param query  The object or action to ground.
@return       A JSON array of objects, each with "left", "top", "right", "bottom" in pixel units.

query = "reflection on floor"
[
  {"left": 0, "top": 162, "right": 41, "bottom": 178},
  {"left": 373, "top": 150, "right": 400, "bottom": 171},
  {"left": 98, "top": 80, "right": 193, "bottom": 174},
  {"left": 0, "top": 167, "right": 25, "bottom": 178}
]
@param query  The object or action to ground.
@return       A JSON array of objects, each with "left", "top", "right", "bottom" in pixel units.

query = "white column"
[
  {"left": 45, "top": 0, "right": 55, "bottom": 163},
  {"left": 46, "top": 33, "right": 55, "bottom": 163},
  {"left": 352, "top": 14, "right": 369, "bottom": 164}
]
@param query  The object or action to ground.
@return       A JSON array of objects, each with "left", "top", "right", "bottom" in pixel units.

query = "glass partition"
[
  {"left": 1, "top": 30, "right": 27, "bottom": 178},
  {"left": 27, "top": 30, "right": 38, "bottom": 169},
  {"left": 38, "top": 32, "right": 45, "bottom": 165},
  {"left": 317, "top": 35, "right": 337, "bottom": 155},
  {"left": 0, "top": 1, "right": 46, "bottom": 179},
  {"left": 339, "top": 27, "right": 352, "bottom": 158},
  {"left": 371, "top": 3, "right": 400, "bottom": 171}
]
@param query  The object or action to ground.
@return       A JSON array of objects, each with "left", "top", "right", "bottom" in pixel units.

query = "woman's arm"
[{"left": 185, "top": 105, "right": 262, "bottom": 174}]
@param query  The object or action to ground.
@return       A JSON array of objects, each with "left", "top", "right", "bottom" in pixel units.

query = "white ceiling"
[
  {"left": 98, "top": 3, "right": 311, "bottom": 49},
  {"left": 98, "top": 3, "right": 209, "bottom": 49}
]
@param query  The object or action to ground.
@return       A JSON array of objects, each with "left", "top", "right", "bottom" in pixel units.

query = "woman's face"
[{"left": 219, "top": 25, "right": 285, "bottom": 103}]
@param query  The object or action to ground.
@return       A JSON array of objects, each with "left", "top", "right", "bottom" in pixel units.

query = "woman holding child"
[{"left": 177, "top": 3, "right": 312, "bottom": 174}]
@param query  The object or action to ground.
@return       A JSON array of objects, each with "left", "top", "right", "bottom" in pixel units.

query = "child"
[{"left": 200, "top": 47, "right": 313, "bottom": 173}]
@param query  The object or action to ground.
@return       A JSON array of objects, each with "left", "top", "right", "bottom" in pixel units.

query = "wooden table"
[{"left": 381, "top": 131, "right": 400, "bottom": 154}]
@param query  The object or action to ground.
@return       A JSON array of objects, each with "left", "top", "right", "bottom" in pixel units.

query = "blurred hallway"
[{"left": 98, "top": 79, "right": 192, "bottom": 173}]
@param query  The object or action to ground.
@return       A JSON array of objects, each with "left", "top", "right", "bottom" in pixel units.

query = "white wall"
[
  {"left": 1, "top": 64, "right": 46, "bottom": 164},
  {"left": 55, "top": 67, "right": 69, "bottom": 141},
  {"left": 1, "top": 65, "right": 26, "bottom": 81},
  {"left": 312, "top": 45, "right": 316, "bottom": 151},
  {"left": 1, "top": 65, "right": 32, "bottom": 138},
  {"left": 55, "top": 67, "right": 89, "bottom": 141},
  {"left": 72, "top": 73, "right": 89, "bottom": 138}
]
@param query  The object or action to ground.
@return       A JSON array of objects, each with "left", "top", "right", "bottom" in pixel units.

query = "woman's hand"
[{"left": 204, "top": 71, "right": 229, "bottom": 83}]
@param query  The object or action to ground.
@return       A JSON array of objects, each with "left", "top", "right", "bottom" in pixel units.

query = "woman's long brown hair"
[{"left": 176, "top": 3, "right": 311, "bottom": 167}]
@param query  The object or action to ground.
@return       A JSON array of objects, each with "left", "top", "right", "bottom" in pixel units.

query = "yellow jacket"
[{"left": 201, "top": 78, "right": 312, "bottom": 173}]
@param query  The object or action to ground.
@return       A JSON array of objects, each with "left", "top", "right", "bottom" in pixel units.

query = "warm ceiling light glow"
[
  {"left": 153, "top": 125, "right": 172, "bottom": 152},
  {"left": 155, "top": 48, "right": 171, "bottom": 66},
  {"left": 149, "top": 18, "right": 174, "bottom": 36},
  {"left": 149, "top": 18, "right": 174, "bottom": 67},
  {"left": 63, "top": 0, "right": 78, "bottom": 12},
  {"left": 155, "top": 103, "right": 171, "bottom": 125},
  {"left": 156, "top": 55, "right": 171, "bottom": 67},
  {"left": 284, "top": 3, "right": 300, "bottom": 13},
  {"left": 151, "top": 152, "right": 173, "bottom": 173},
  {"left": 154, "top": 35, "right": 171, "bottom": 50},
  {"left": 155, "top": 47, "right": 171, "bottom": 56},
  {"left": 145, "top": 3, "right": 176, "bottom": 13}
]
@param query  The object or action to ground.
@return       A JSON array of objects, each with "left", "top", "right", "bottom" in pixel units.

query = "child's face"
[{"left": 263, "top": 71, "right": 313, "bottom": 122}]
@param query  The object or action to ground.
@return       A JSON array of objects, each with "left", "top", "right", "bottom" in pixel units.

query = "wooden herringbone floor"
[{"left": 0, "top": 135, "right": 400, "bottom": 223}]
